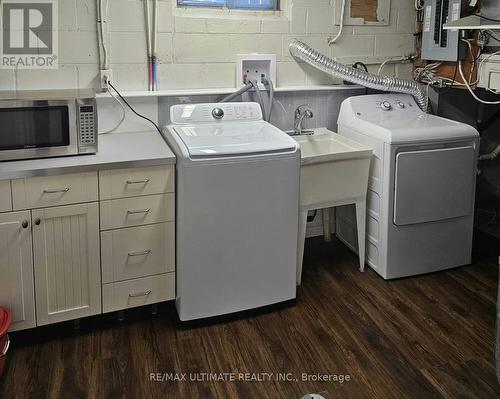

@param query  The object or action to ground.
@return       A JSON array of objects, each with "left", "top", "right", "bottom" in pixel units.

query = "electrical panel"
[{"left": 421, "top": 0, "right": 467, "bottom": 61}]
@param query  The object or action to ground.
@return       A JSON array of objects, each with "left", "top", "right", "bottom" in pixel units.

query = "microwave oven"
[{"left": 0, "top": 89, "right": 97, "bottom": 162}]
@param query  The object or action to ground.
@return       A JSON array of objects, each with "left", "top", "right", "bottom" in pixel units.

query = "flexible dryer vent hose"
[{"left": 289, "top": 40, "right": 427, "bottom": 111}]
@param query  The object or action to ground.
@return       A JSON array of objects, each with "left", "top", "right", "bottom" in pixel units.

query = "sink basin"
[
  {"left": 293, "top": 127, "right": 372, "bottom": 165},
  {"left": 292, "top": 127, "right": 372, "bottom": 207},
  {"left": 292, "top": 127, "right": 373, "bottom": 283}
]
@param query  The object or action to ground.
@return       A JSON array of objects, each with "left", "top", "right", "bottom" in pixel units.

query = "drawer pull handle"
[
  {"left": 126, "top": 179, "right": 150, "bottom": 184},
  {"left": 129, "top": 290, "right": 152, "bottom": 298},
  {"left": 128, "top": 249, "right": 152, "bottom": 256},
  {"left": 127, "top": 208, "right": 150, "bottom": 215},
  {"left": 43, "top": 187, "right": 70, "bottom": 194}
]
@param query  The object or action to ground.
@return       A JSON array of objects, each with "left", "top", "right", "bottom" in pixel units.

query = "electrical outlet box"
[
  {"left": 478, "top": 54, "right": 500, "bottom": 91},
  {"left": 236, "top": 54, "right": 276, "bottom": 89},
  {"left": 100, "top": 69, "right": 113, "bottom": 90}
]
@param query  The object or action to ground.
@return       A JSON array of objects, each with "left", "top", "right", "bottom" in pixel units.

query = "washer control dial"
[{"left": 212, "top": 107, "right": 225, "bottom": 119}]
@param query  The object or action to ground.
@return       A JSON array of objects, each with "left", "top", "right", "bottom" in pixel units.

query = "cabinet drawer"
[
  {"left": 101, "top": 222, "right": 175, "bottom": 283},
  {"left": 102, "top": 273, "right": 175, "bottom": 313},
  {"left": 12, "top": 172, "right": 98, "bottom": 210},
  {"left": 0, "top": 180, "right": 12, "bottom": 213},
  {"left": 99, "top": 165, "right": 174, "bottom": 200},
  {"left": 100, "top": 193, "right": 174, "bottom": 230}
]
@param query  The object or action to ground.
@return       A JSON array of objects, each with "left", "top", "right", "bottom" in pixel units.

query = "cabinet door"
[
  {"left": 0, "top": 211, "right": 36, "bottom": 331},
  {"left": 32, "top": 203, "right": 101, "bottom": 325}
]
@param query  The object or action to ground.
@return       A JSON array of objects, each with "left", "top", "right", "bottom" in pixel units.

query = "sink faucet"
[{"left": 294, "top": 105, "right": 314, "bottom": 135}]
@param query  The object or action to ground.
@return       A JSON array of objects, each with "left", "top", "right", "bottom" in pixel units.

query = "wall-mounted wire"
[
  {"left": 328, "top": 0, "right": 346, "bottom": 45},
  {"left": 107, "top": 82, "right": 163, "bottom": 134},
  {"left": 100, "top": 87, "right": 126, "bottom": 135},
  {"left": 97, "top": 0, "right": 110, "bottom": 70}
]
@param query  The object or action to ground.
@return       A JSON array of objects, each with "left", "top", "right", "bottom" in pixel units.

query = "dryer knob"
[
  {"left": 381, "top": 101, "right": 392, "bottom": 111},
  {"left": 212, "top": 108, "right": 225, "bottom": 119}
]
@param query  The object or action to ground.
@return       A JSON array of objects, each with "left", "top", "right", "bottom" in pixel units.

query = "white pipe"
[
  {"left": 328, "top": 0, "right": 346, "bottom": 45},
  {"left": 152, "top": 0, "right": 157, "bottom": 57},
  {"left": 152, "top": 0, "right": 158, "bottom": 90},
  {"left": 479, "top": 143, "right": 500, "bottom": 161},
  {"left": 97, "top": 0, "right": 109, "bottom": 70},
  {"left": 144, "top": 0, "right": 152, "bottom": 57}
]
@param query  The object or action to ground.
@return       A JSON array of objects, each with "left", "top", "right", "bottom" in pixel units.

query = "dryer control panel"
[{"left": 170, "top": 102, "right": 262, "bottom": 124}]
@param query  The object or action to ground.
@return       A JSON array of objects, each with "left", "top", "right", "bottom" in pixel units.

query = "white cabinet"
[
  {"left": 0, "top": 211, "right": 36, "bottom": 331},
  {"left": 32, "top": 203, "right": 101, "bottom": 325},
  {"left": 0, "top": 181, "right": 12, "bottom": 213},
  {"left": 99, "top": 165, "right": 174, "bottom": 200},
  {"left": 102, "top": 273, "right": 175, "bottom": 313},
  {"left": 12, "top": 172, "right": 98, "bottom": 210},
  {"left": 0, "top": 163, "right": 175, "bottom": 330}
]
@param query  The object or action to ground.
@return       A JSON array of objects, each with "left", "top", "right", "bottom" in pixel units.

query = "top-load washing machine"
[
  {"left": 162, "top": 102, "right": 300, "bottom": 321},
  {"left": 336, "top": 94, "right": 480, "bottom": 279}
]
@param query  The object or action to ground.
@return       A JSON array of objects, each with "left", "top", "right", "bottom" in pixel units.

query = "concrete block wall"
[{"left": 0, "top": 0, "right": 416, "bottom": 91}]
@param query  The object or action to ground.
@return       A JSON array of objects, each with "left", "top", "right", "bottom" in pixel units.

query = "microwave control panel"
[{"left": 78, "top": 104, "right": 96, "bottom": 147}]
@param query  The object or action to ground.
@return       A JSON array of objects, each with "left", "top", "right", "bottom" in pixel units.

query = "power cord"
[
  {"left": 100, "top": 87, "right": 126, "bottom": 135},
  {"left": 107, "top": 81, "right": 162, "bottom": 134},
  {"left": 480, "top": 15, "right": 500, "bottom": 23}
]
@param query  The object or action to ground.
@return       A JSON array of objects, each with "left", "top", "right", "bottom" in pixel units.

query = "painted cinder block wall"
[{"left": 0, "top": 0, "right": 416, "bottom": 91}]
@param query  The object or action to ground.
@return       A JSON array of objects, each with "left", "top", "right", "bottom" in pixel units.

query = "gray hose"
[
  {"left": 263, "top": 78, "right": 274, "bottom": 122},
  {"left": 249, "top": 80, "right": 267, "bottom": 121},
  {"left": 220, "top": 82, "right": 253, "bottom": 103},
  {"left": 289, "top": 40, "right": 427, "bottom": 111}
]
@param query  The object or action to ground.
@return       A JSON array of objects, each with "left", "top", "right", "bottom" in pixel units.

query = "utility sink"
[
  {"left": 291, "top": 127, "right": 373, "bottom": 284},
  {"left": 292, "top": 127, "right": 372, "bottom": 207}
]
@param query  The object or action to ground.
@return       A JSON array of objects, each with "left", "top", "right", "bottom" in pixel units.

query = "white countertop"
[{"left": 0, "top": 131, "right": 176, "bottom": 180}]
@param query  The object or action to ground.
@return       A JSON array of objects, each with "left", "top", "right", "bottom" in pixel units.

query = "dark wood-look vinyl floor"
[{"left": 1, "top": 233, "right": 499, "bottom": 399}]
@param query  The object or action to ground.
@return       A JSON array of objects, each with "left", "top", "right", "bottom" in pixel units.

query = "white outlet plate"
[
  {"left": 100, "top": 69, "right": 113, "bottom": 89},
  {"left": 236, "top": 54, "right": 276, "bottom": 89}
]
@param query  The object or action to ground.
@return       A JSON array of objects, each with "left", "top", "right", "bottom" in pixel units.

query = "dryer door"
[{"left": 393, "top": 146, "right": 475, "bottom": 226}]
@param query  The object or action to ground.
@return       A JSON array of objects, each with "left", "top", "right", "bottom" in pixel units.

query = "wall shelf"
[{"left": 96, "top": 85, "right": 363, "bottom": 99}]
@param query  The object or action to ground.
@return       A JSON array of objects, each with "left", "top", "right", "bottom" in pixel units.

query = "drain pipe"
[
  {"left": 289, "top": 40, "right": 428, "bottom": 111},
  {"left": 479, "top": 143, "right": 500, "bottom": 161}
]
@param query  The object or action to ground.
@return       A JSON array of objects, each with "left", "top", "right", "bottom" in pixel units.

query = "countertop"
[{"left": 0, "top": 131, "right": 176, "bottom": 180}]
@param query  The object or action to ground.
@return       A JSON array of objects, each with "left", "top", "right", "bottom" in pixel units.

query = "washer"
[
  {"left": 336, "top": 94, "right": 480, "bottom": 279},
  {"left": 163, "top": 102, "right": 300, "bottom": 321}
]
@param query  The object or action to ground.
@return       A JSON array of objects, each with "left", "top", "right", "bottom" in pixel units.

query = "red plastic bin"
[{"left": 0, "top": 308, "right": 12, "bottom": 377}]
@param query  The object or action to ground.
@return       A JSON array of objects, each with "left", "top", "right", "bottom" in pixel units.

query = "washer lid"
[{"left": 173, "top": 120, "right": 297, "bottom": 158}]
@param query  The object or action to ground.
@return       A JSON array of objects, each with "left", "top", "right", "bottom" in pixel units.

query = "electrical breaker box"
[{"left": 421, "top": 0, "right": 467, "bottom": 61}]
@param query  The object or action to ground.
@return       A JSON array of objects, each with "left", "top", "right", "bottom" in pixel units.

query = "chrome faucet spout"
[{"left": 294, "top": 105, "right": 314, "bottom": 135}]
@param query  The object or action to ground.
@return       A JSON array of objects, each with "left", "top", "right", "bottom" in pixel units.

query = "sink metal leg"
[
  {"left": 355, "top": 200, "right": 366, "bottom": 272},
  {"left": 297, "top": 209, "right": 308, "bottom": 285},
  {"left": 322, "top": 208, "right": 332, "bottom": 242}
]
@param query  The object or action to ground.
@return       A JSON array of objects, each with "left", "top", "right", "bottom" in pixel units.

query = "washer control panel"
[
  {"left": 170, "top": 102, "right": 263, "bottom": 124},
  {"left": 375, "top": 98, "right": 415, "bottom": 112}
]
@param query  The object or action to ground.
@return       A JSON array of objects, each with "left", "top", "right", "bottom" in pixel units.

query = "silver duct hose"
[{"left": 289, "top": 40, "right": 427, "bottom": 111}]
